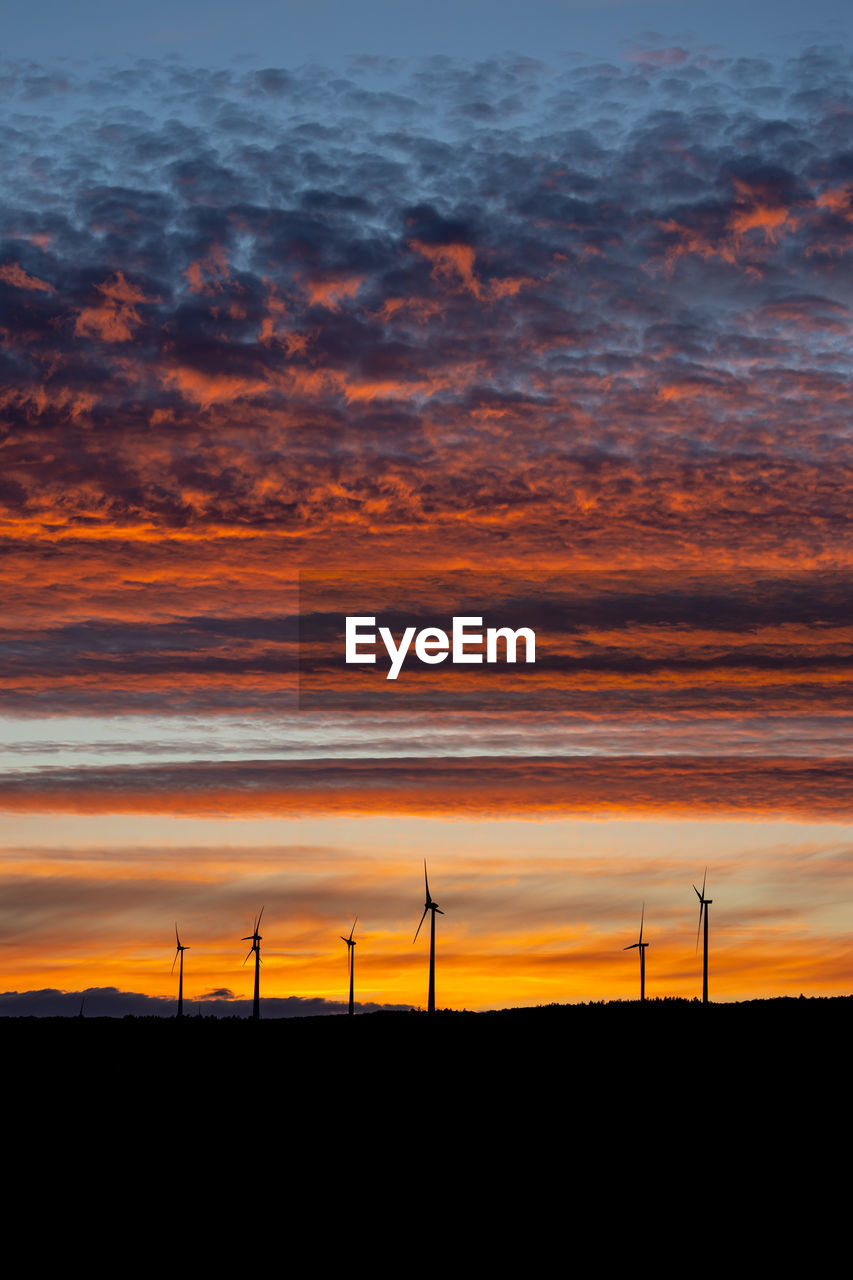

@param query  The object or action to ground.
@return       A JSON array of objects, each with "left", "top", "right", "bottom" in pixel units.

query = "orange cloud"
[
  {"left": 162, "top": 365, "right": 269, "bottom": 407},
  {"left": 183, "top": 244, "right": 230, "bottom": 294},
  {"left": 376, "top": 296, "right": 443, "bottom": 324},
  {"left": 258, "top": 278, "right": 308, "bottom": 353},
  {"left": 304, "top": 275, "right": 364, "bottom": 310},
  {"left": 408, "top": 241, "right": 531, "bottom": 302},
  {"left": 658, "top": 180, "right": 799, "bottom": 273},
  {"left": 0, "top": 262, "right": 54, "bottom": 292},
  {"left": 730, "top": 180, "right": 798, "bottom": 243},
  {"left": 816, "top": 186, "right": 853, "bottom": 217},
  {"left": 410, "top": 239, "right": 483, "bottom": 297},
  {"left": 74, "top": 272, "right": 155, "bottom": 342}
]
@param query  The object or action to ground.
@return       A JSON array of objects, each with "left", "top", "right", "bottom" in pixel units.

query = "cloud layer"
[
  {"left": 3, "top": 50, "right": 853, "bottom": 567},
  {"left": 2, "top": 49, "right": 853, "bottom": 729}
]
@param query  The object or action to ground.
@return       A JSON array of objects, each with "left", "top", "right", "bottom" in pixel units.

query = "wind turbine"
[
  {"left": 414, "top": 860, "right": 444, "bottom": 1015},
  {"left": 171, "top": 924, "right": 190, "bottom": 1017},
  {"left": 694, "top": 869, "right": 712, "bottom": 1005},
  {"left": 624, "top": 903, "right": 649, "bottom": 1002},
  {"left": 242, "top": 907, "right": 264, "bottom": 1021},
  {"left": 341, "top": 917, "right": 357, "bottom": 1016}
]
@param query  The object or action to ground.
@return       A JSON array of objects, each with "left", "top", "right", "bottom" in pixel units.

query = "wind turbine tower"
[
  {"left": 414, "top": 860, "right": 444, "bottom": 1015},
  {"left": 341, "top": 918, "right": 357, "bottom": 1016},
  {"left": 242, "top": 907, "right": 264, "bottom": 1021},
  {"left": 171, "top": 924, "right": 190, "bottom": 1017},
  {"left": 624, "top": 904, "right": 649, "bottom": 1001},
  {"left": 694, "top": 870, "right": 712, "bottom": 1005}
]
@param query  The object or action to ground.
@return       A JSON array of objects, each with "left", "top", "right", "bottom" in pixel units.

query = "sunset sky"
[{"left": 2, "top": 2, "right": 853, "bottom": 1014}]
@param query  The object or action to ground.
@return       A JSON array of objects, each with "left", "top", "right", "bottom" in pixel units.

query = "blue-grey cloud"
[{"left": 0, "top": 986, "right": 412, "bottom": 1017}]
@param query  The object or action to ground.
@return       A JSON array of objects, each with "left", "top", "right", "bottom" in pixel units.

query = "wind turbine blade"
[
  {"left": 170, "top": 950, "right": 178, "bottom": 974},
  {"left": 256, "top": 905, "right": 265, "bottom": 931},
  {"left": 624, "top": 943, "right": 639, "bottom": 950},
  {"left": 413, "top": 906, "right": 428, "bottom": 943},
  {"left": 243, "top": 947, "right": 254, "bottom": 965},
  {"left": 702, "top": 867, "right": 707, "bottom": 898},
  {"left": 424, "top": 858, "right": 431, "bottom": 902},
  {"left": 175, "top": 922, "right": 180, "bottom": 946},
  {"left": 340, "top": 936, "right": 349, "bottom": 944},
  {"left": 639, "top": 902, "right": 644, "bottom": 945},
  {"left": 349, "top": 916, "right": 357, "bottom": 941},
  {"left": 435, "top": 907, "right": 444, "bottom": 915},
  {"left": 693, "top": 884, "right": 701, "bottom": 900},
  {"left": 695, "top": 903, "right": 703, "bottom": 953}
]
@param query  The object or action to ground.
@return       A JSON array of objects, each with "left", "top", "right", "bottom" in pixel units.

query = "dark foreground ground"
[
  {"left": 8, "top": 995, "right": 849, "bottom": 1111},
  {"left": 8, "top": 997, "right": 847, "bottom": 1231}
]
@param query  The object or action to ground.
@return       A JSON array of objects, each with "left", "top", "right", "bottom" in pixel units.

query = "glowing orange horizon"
[
  {"left": 3, "top": 811, "right": 853, "bottom": 1009},
  {"left": 6, "top": 922, "right": 852, "bottom": 1010}
]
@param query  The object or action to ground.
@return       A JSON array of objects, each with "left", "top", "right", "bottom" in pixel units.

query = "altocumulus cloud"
[{"left": 2, "top": 48, "right": 853, "bottom": 570}]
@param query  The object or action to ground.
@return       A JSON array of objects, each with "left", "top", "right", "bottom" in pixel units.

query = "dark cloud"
[
  {"left": 2, "top": 755, "right": 853, "bottom": 817},
  {"left": 2, "top": 47, "right": 853, "bottom": 723},
  {"left": 0, "top": 987, "right": 411, "bottom": 1017}
]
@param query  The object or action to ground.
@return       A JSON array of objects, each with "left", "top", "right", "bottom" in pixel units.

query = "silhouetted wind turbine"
[
  {"left": 414, "top": 860, "right": 444, "bottom": 1015},
  {"left": 624, "top": 903, "right": 649, "bottom": 1002},
  {"left": 341, "top": 917, "right": 357, "bottom": 1016},
  {"left": 242, "top": 907, "right": 264, "bottom": 1021},
  {"left": 694, "top": 869, "right": 712, "bottom": 1005},
  {"left": 171, "top": 924, "right": 190, "bottom": 1017}
]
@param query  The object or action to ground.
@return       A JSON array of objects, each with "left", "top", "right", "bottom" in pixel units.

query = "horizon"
[{"left": 2, "top": 984, "right": 847, "bottom": 1019}]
